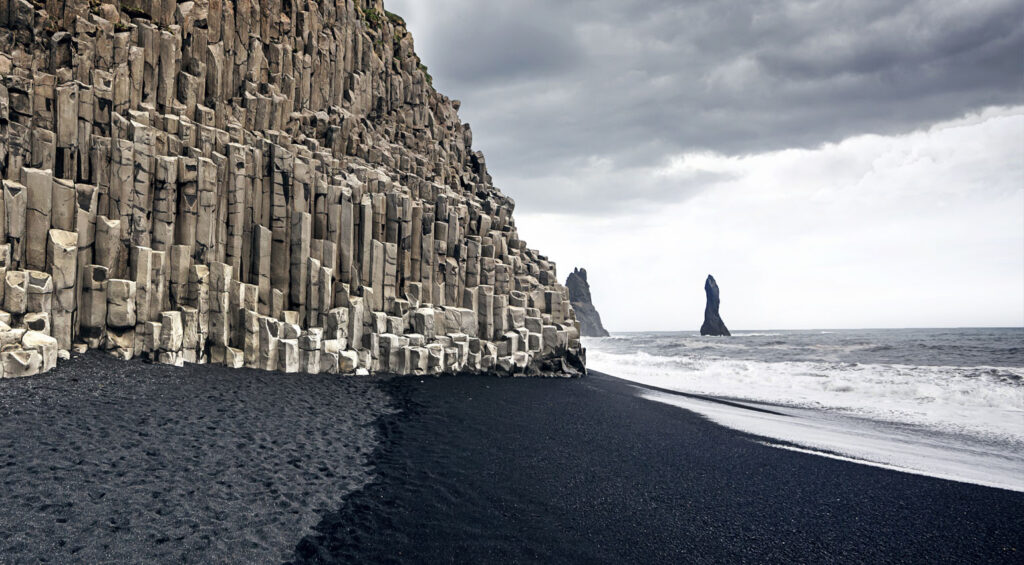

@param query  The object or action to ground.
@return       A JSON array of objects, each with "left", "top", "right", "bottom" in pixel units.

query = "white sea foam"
[
  {"left": 587, "top": 330, "right": 1024, "bottom": 490},
  {"left": 587, "top": 348, "right": 1024, "bottom": 445},
  {"left": 638, "top": 390, "right": 1024, "bottom": 492}
]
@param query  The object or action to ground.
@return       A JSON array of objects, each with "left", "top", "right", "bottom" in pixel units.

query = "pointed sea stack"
[
  {"left": 700, "top": 275, "right": 730, "bottom": 336},
  {"left": 566, "top": 268, "right": 610, "bottom": 337}
]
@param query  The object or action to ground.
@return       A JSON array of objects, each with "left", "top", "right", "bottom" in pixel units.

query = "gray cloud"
[
  {"left": 503, "top": 163, "right": 735, "bottom": 217},
  {"left": 428, "top": 3, "right": 584, "bottom": 84},
  {"left": 387, "top": 0, "right": 1024, "bottom": 213}
]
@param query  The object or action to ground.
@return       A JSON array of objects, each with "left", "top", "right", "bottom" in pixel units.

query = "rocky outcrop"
[
  {"left": 565, "top": 268, "right": 608, "bottom": 337},
  {"left": 700, "top": 275, "right": 730, "bottom": 336},
  {"left": 0, "top": 0, "right": 584, "bottom": 378}
]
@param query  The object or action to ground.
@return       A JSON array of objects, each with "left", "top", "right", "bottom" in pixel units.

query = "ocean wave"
[{"left": 587, "top": 348, "right": 1024, "bottom": 444}]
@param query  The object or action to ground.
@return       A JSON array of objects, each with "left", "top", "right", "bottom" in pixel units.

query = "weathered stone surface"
[
  {"left": 159, "top": 311, "right": 183, "bottom": 351},
  {"left": 4, "top": 181, "right": 27, "bottom": 268},
  {"left": 338, "top": 350, "right": 359, "bottom": 374},
  {"left": 105, "top": 326, "right": 136, "bottom": 359},
  {"left": 4, "top": 270, "right": 27, "bottom": 314},
  {"left": 157, "top": 351, "right": 184, "bottom": 367},
  {"left": 224, "top": 346, "right": 245, "bottom": 369},
  {"left": 22, "top": 330, "right": 58, "bottom": 372},
  {"left": 46, "top": 247, "right": 75, "bottom": 348},
  {"left": 2, "top": 348, "right": 42, "bottom": 378},
  {"left": 321, "top": 351, "right": 340, "bottom": 374},
  {"left": 278, "top": 338, "right": 299, "bottom": 373},
  {"left": 411, "top": 307, "right": 435, "bottom": 340},
  {"left": 23, "top": 312, "right": 50, "bottom": 335},
  {"left": 95, "top": 216, "right": 121, "bottom": 275},
  {"left": 700, "top": 275, "right": 730, "bottom": 337},
  {"left": 26, "top": 270, "right": 53, "bottom": 314},
  {"left": 0, "top": 327, "right": 27, "bottom": 348},
  {"left": 22, "top": 168, "right": 52, "bottom": 271},
  {"left": 254, "top": 325, "right": 276, "bottom": 371},
  {"left": 140, "top": 322, "right": 162, "bottom": 355},
  {"left": 106, "top": 279, "right": 136, "bottom": 328},
  {"left": 79, "top": 265, "right": 108, "bottom": 346}
]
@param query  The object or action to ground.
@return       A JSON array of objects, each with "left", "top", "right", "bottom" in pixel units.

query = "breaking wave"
[{"left": 587, "top": 346, "right": 1024, "bottom": 445}]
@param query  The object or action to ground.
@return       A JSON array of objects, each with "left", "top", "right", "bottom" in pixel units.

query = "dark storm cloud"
[
  {"left": 426, "top": 3, "right": 584, "bottom": 84},
  {"left": 387, "top": 0, "right": 1024, "bottom": 212}
]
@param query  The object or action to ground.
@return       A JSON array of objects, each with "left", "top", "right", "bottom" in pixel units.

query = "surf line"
[
  {"left": 626, "top": 382, "right": 790, "bottom": 417},
  {"left": 756, "top": 441, "right": 1024, "bottom": 493}
]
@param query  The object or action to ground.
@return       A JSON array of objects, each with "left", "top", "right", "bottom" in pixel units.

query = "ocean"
[{"left": 585, "top": 328, "right": 1024, "bottom": 491}]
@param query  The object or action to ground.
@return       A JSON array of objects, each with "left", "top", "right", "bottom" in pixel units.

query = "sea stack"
[
  {"left": 700, "top": 275, "right": 730, "bottom": 336},
  {"left": 566, "top": 268, "right": 609, "bottom": 337},
  {"left": 0, "top": 1, "right": 585, "bottom": 378}
]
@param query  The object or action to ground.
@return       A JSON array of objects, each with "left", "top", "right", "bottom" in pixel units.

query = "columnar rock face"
[
  {"left": 565, "top": 267, "right": 608, "bottom": 337},
  {"left": 0, "top": 0, "right": 585, "bottom": 378},
  {"left": 700, "top": 275, "right": 730, "bottom": 337}
]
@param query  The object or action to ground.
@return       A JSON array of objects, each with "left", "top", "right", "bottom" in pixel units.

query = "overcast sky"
[{"left": 388, "top": 0, "right": 1024, "bottom": 331}]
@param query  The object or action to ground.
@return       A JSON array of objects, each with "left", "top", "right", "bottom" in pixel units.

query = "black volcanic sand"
[
  {"left": 291, "top": 371, "right": 1024, "bottom": 565},
  {"left": 0, "top": 352, "right": 392, "bottom": 564},
  {"left": 3, "top": 361, "right": 1022, "bottom": 564}
]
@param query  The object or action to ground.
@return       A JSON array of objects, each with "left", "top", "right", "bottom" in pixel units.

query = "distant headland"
[{"left": 566, "top": 268, "right": 609, "bottom": 337}]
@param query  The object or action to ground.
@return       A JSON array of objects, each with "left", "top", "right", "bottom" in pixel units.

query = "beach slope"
[
  {"left": 2, "top": 358, "right": 1020, "bottom": 563},
  {"left": 292, "top": 371, "right": 1024, "bottom": 564}
]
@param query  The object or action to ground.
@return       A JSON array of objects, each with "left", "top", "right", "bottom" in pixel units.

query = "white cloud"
[{"left": 515, "top": 107, "right": 1024, "bottom": 331}]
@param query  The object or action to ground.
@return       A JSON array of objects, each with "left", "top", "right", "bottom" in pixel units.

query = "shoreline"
[
  {"left": 292, "top": 370, "right": 1024, "bottom": 564},
  {"left": 635, "top": 385, "right": 1024, "bottom": 494}
]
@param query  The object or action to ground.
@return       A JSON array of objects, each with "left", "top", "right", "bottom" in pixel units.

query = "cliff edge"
[
  {"left": 565, "top": 268, "right": 609, "bottom": 337},
  {"left": 0, "top": 0, "right": 584, "bottom": 377}
]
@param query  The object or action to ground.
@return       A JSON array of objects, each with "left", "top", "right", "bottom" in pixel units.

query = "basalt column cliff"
[{"left": 0, "top": 0, "right": 585, "bottom": 377}]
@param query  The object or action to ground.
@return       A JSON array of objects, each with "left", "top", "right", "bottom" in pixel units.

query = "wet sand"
[{"left": 291, "top": 371, "right": 1024, "bottom": 564}]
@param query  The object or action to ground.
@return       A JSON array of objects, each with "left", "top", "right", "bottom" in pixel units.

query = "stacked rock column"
[{"left": 0, "top": 0, "right": 585, "bottom": 379}]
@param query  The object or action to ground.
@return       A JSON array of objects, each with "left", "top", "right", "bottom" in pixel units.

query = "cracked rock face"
[
  {"left": 565, "top": 267, "right": 609, "bottom": 338},
  {"left": 0, "top": 0, "right": 584, "bottom": 378},
  {"left": 700, "top": 275, "right": 730, "bottom": 337}
]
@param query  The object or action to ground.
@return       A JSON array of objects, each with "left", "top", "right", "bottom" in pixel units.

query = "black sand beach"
[
  {"left": 0, "top": 352, "right": 392, "bottom": 564},
  {"left": 291, "top": 371, "right": 1024, "bottom": 564},
  {"left": 2, "top": 359, "right": 1022, "bottom": 564}
]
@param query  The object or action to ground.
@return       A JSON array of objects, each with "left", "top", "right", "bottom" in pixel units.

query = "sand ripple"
[{"left": 0, "top": 352, "right": 393, "bottom": 564}]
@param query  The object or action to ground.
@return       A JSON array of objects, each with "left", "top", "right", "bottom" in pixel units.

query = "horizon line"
[{"left": 596, "top": 326, "right": 1024, "bottom": 334}]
